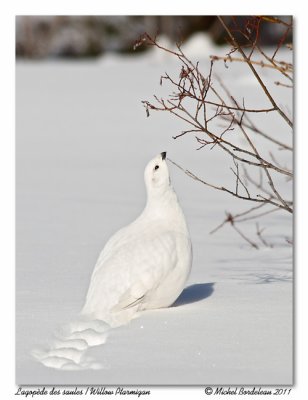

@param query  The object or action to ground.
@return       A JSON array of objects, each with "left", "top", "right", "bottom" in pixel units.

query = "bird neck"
[
  {"left": 142, "top": 186, "right": 188, "bottom": 232},
  {"left": 145, "top": 184, "right": 175, "bottom": 207}
]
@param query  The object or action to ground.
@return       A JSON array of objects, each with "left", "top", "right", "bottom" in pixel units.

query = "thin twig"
[
  {"left": 141, "top": 27, "right": 293, "bottom": 247},
  {"left": 218, "top": 16, "right": 293, "bottom": 128},
  {"left": 168, "top": 158, "right": 290, "bottom": 212},
  {"left": 210, "top": 54, "right": 293, "bottom": 75}
]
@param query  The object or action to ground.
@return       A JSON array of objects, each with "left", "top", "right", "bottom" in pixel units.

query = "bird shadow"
[{"left": 172, "top": 282, "right": 215, "bottom": 307}]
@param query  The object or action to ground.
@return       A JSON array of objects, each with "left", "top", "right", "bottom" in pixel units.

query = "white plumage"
[
  {"left": 32, "top": 152, "right": 192, "bottom": 370},
  {"left": 81, "top": 152, "right": 192, "bottom": 326}
]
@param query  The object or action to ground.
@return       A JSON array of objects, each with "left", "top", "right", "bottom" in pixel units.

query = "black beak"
[{"left": 161, "top": 152, "right": 167, "bottom": 160}]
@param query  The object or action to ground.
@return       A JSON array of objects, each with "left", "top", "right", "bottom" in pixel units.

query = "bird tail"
[{"left": 31, "top": 316, "right": 111, "bottom": 370}]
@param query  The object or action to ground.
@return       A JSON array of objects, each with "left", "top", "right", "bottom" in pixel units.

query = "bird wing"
[
  {"left": 108, "top": 230, "right": 179, "bottom": 313},
  {"left": 111, "top": 292, "right": 146, "bottom": 312},
  {"left": 82, "top": 224, "right": 181, "bottom": 318}
]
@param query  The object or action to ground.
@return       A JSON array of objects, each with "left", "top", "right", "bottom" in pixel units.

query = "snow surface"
[{"left": 16, "top": 37, "right": 293, "bottom": 385}]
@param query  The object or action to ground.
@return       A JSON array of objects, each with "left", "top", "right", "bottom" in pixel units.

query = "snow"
[
  {"left": 181, "top": 32, "right": 217, "bottom": 57},
  {"left": 16, "top": 38, "right": 292, "bottom": 385}
]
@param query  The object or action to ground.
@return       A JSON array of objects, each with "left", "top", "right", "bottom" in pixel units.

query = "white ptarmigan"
[
  {"left": 81, "top": 152, "right": 192, "bottom": 326},
  {"left": 32, "top": 152, "right": 192, "bottom": 370}
]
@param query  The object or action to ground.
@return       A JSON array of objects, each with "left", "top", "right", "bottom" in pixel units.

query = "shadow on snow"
[{"left": 173, "top": 282, "right": 215, "bottom": 307}]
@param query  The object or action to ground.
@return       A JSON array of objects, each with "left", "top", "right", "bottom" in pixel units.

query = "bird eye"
[{"left": 154, "top": 165, "right": 159, "bottom": 170}]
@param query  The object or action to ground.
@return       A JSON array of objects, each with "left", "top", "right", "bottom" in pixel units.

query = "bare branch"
[
  {"left": 168, "top": 158, "right": 291, "bottom": 212},
  {"left": 218, "top": 16, "right": 293, "bottom": 128},
  {"left": 210, "top": 54, "right": 293, "bottom": 76},
  {"left": 214, "top": 75, "right": 292, "bottom": 151},
  {"left": 274, "top": 81, "right": 293, "bottom": 88},
  {"left": 140, "top": 19, "right": 293, "bottom": 247}
]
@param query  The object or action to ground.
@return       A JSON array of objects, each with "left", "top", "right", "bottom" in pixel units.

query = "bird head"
[{"left": 144, "top": 152, "right": 170, "bottom": 197}]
